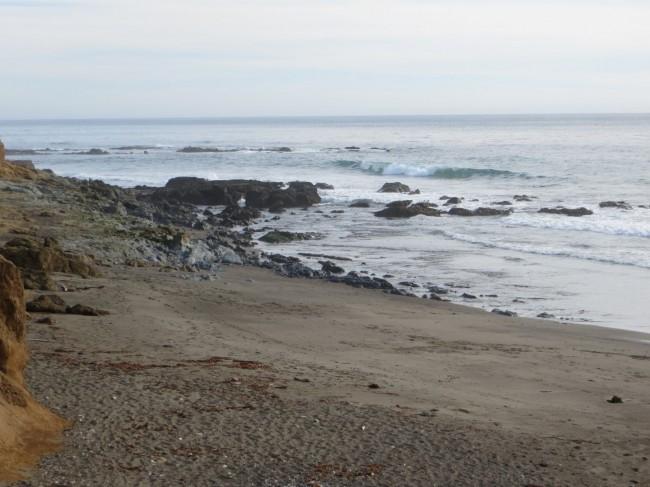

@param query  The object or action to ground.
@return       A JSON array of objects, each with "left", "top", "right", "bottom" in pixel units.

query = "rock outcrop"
[
  {"left": 150, "top": 178, "right": 321, "bottom": 210},
  {"left": 0, "top": 237, "right": 98, "bottom": 290},
  {"left": 0, "top": 256, "right": 65, "bottom": 481}
]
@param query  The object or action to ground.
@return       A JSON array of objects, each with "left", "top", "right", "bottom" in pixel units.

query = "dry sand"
[{"left": 10, "top": 264, "right": 650, "bottom": 486}]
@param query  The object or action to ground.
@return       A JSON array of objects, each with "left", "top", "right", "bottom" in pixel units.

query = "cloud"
[{"left": 1, "top": 0, "right": 649, "bottom": 117}]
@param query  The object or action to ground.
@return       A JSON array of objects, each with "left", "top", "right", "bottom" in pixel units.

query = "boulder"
[
  {"left": 378, "top": 182, "right": 411, "bottom": 193},
  {"left": 374, "top": 200, "right": 441, "bottom": 218},
  {"left": 539, "top": 207, "right": 593, "bottom": 217},
  {"left": 320, "top": 260, "right": 345, "bottom": 274},
  {"left": 246, "top": 181, "right": 321, "bottom": 210},
  {"left": 0, "top": 238, "right": 98, "bottom": 289},
  {"left": 66, "top": 304, "right": 110, "bottom": 316}
]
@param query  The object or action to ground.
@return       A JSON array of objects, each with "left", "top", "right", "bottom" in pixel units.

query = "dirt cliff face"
[{"left": 0, "top": 255, "right": 66, "bottom": 482}]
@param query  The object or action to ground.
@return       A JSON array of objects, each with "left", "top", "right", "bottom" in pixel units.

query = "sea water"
[{"left": 2, "top": 115, "right": 649, "bottom": 332}]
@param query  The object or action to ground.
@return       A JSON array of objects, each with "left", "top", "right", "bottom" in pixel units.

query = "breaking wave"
[{"left": 332, "top": 160, "right": 530, "bottom": 179}]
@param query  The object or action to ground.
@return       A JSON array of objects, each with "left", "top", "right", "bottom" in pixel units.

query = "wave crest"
[{"left": 333, "top": 160, "right": 530, "bottom": 179}]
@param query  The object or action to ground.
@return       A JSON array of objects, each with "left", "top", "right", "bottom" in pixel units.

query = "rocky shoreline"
[{"left": 1, "top": 152, "right": 650, "bottom": 486}]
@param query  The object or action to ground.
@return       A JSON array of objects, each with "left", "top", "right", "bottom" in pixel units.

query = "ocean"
[{"left": 2, "top": 115, "right": 649, "bottom": 332}]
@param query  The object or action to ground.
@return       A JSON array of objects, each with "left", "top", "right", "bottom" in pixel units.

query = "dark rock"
[
  {"left": 443, "top": 197, "right": 463, "bottom": 205},
  {"left": 375, "top": 201, "right": 441, "bottom": 218},
  {"left": 429, "top": 293, "right": 443, "bottom": 301},
  {"left": 315, "top": 183, "right": 334, "bottom": 190},
  {"left": 345, "top": 146, "right": 361, "bottom": 151},
  {"left": 399, "top": 281, "right": 420, "bottom": 288},
  {"left": 378, "top": 182, "right": 411, "bottom": 193},
  {"left": 599, "top": 201, "right": 632, "bottom": 210},
  {"left": 607, "top": 395, "right": 623, "bottom": 404},
  {"left": 368, "top": 383, "right": 380, "bottom": 389},
  {"left": 218, "top": 205, "right": 261, "bottom": 226},
  {"left": 491, "top": 309, "right": 518, "bottom": 317},
  {"left": 409, "top": 189, "right": 421, "bottom": 195},
  {"left": 26, "top": 295, "right": 67, "bottom": 313},
  {"left": 428, "top": 286, "right": 449, "bottom": 295},
  {"left": 461, "top": 293, "right": 477, "bottom": 299},
  {"left": 492, "top": 201, "right": 512, "bottom": 206},
  {"left": 266, "top": 254, "right": 300, "bottom": 264},
  {"left": 298, "top": 253, "right": 353, "bottom": 261},
  {"left": 329, "top": 272, "right": 396, "bottom": 292},
  {"left": 35, "top": 317, "right": 55, "bottom": 325},
  {"left": 259, "top": 231, "right": 322, "bottom": 244},
  {"left": 330, "top": 210, "right": 344, "bottom": 214},
  {"left": 539, "top": 207, "right": 593, "bottom": 217},
  {"left": 513, "top": 194, "right": 535, "bottom": 202},
  {"left": 246, "top": 181, "right": 321, "bottom": 210},
  {"left": 349, "top": 199, "right": 372, "bottom": 208},
  {"left": 320, "top": 261, "right": 345, "bottom": 274},
  {"left": 536, "top": 312, "right": 555, "bottom": 319},
  {"left": 448, "top": 207, "right": 512, "bottom": 217}
]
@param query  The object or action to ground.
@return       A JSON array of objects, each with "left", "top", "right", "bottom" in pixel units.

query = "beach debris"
[
  {"left": 368, "top": 383, "right": 380, "bottom": 389},
  {"left": 607, "top": 395, "right": 623, "bottom": 404},
  {"left": 539, "top": 207, "right": 593, "bottom": 217},
  {"left": 378, "top": 182, "right": 411, "bottom": 193},
  {"left": 294, "top": 377, "right": 311, "bottom": 383}
]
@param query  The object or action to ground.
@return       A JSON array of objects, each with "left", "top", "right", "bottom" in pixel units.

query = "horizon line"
[{"left": 2, "top": 112, "right": 650, "bottom": 123}]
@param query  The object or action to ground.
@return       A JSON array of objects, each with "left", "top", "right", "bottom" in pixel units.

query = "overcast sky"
[{"left": 2, "top": 0, "right": 650, "bottom": 118}]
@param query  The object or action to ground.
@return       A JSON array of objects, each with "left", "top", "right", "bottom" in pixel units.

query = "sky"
[{"left": 1, "top": 0, "right": 650, "bottom": 118}]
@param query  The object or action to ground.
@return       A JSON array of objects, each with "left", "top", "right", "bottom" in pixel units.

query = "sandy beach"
[{"left": 1, "top": 163, "right": 649, "bottom": 486}]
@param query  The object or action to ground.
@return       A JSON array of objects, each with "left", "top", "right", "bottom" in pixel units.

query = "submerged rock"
[
  {"left": 378, "top": 182, "right": 411, "bottom": 193},
  {"left": 539, "top": 207, "right": 593, "bottom": 217},
  {"left": 599, "top": 201, "right": 632, "bottom": 210},
  {"left": 513, "top": 194, "right": 535, "bottom": 202},
  {"left": 349, "top": 199, "right": 372, "bottom": 208},
  {"left": 443, "top": 197, "right": 463, "bottom": 205},
  {"left": 315, "top": 183, "right": 334, "bottom": 190},
  {"left": 448, "top": 207, "right": 512, "bottom": 217}
]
